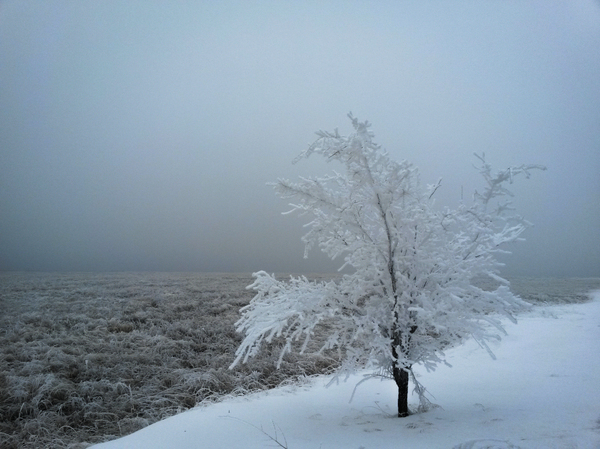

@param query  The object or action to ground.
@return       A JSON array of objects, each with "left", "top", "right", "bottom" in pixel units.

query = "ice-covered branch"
[{"left": 231, "top": 115, "right": 544, "bottom": 417}]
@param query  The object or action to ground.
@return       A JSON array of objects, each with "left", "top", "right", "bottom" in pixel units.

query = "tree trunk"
[
  {"left": 391, "top": 330, "right": 411, "bottom": 417},
  {"left": 393, "top": 362, "right": 410, "bottom": 417}
]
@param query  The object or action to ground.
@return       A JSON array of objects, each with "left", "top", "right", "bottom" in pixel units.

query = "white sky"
[{"left": 1, "top": 0, "right": 599, "bottom": 276}]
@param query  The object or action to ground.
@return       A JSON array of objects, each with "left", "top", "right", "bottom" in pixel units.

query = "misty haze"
[{"left": 1, "top": 1, "right": 599, "bottom": 277}]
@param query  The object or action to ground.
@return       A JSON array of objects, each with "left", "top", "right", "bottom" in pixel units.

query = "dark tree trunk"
[
  {"left": 391, "top": 324, "right": 415, "bottom": 417},
  {"left": 393, "top": 362, "right": 410, "bottom": 417}
]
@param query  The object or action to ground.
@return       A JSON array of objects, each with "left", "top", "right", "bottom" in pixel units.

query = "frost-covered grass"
[
  {"left": 476, "top": 276, "right": 599, "bottom": 305},
  {"left": 0, "top": 272, "right": 339, "bottom": 449},
  {"left": 0, "top": 273, "right": 598, "bottom": 448}
]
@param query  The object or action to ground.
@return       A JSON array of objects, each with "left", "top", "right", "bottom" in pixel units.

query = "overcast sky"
[{"left": 1, "top": 1, "right": 599, "bottom": 277}]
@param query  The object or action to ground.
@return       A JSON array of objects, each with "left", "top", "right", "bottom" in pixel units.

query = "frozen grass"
[
  {"left": 1, "top": 273, "right": 598, "bottom": 448},
  {"left": 0, "top": 272, "right": 339, "bottom": 449},
  {"left": 477, "top": 276, "right": 600, "bottom": 305}
]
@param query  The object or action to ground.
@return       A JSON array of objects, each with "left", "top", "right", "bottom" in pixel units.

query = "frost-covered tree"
[{"left": 230, "top": 114, "right": 545, "bottom": 417}]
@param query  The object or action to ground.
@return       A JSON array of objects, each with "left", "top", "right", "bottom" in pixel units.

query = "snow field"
[{"left": 91, "top": 291, "right": 600, "bottom": 449}]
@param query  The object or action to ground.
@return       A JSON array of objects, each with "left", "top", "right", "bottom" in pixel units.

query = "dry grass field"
[{"left": 1, "top": 272, "right": 598, "bottom": 448}]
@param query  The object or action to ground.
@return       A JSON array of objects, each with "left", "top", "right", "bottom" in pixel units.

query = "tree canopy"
[{"left": 231, "top": 114, "right": 545, "bottom": 416}]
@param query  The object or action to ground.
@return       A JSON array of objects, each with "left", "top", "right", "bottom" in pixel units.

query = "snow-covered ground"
[{"left": 91, "top": 291, "right": 600, "bottom": 449}]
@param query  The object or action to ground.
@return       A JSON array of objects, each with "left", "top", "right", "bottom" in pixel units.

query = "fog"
[{"left": 1, "top": 1, "right": 599, "bottom": 277}]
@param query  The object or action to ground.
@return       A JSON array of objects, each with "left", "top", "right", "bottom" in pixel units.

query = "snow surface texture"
[{"left": 91, "top": 292, "right": 600, "bottom": 449}]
